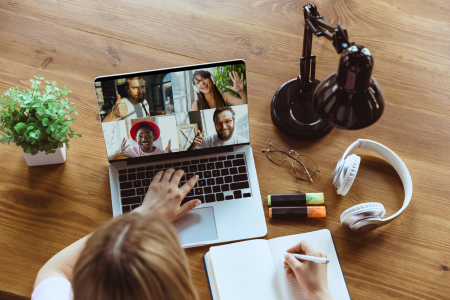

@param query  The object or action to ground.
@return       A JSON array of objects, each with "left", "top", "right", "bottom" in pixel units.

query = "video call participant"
[
  {"left": 188, "top": 107, "right": 248, "bottom": 150},
  {"left": 108, "top": 121, "right": 171, "bottom": 160},
  {"left": 102, "top": 77, "right": 151, "bottom": 122},
  {"left": 191, "top": 70, "right": 248, "bottom": 111}
]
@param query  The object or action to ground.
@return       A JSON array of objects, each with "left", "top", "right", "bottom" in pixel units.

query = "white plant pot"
[{"left": 21, "top": 144, "right": 66, "bottom": 166}]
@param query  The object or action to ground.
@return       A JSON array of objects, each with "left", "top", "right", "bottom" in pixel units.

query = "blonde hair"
[{"left": 72, "top": 213, "right": 198, "bottom": 300}]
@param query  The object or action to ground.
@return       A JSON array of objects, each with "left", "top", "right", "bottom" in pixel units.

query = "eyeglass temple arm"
[
  {"left": 300, "top": 3, "right": 355, "bottom": 86},
  {"left": 294, "top": 159, "right": 314, "bottom": 183}
]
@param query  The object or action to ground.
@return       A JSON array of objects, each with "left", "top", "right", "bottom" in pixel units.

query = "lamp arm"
[{"left": 300, "top": 3, "right": 355, "bottom": 87}]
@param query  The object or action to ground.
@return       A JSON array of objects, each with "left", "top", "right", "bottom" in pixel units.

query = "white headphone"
[{"left": 332, "top": 139, "right": 412, "bottom": 233}]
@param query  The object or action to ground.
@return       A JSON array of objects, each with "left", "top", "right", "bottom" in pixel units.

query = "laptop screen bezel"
[{"left": 93, "top": 59, "right": 250, "bottom": 164}]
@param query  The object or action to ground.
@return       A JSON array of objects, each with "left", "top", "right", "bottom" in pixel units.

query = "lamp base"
[{"left": 271, "top": 76, "right": 333, "bottom": 140}]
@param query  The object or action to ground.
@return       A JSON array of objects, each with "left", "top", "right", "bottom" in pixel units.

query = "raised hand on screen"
[
  {"left": 117, "top": 137, "right": 130, "bottom": 156},
  {"left": 226, "top": 71, "right": 245, "bottom": 94},
  {"left": 165, "top": 139, "right": 172, "bottom": 153},
  {"left": 192, "top": 130, "right": 205, "bottom": 148},
  {"left": 112, "top": 93, "right": 128, "bottom": 119}
]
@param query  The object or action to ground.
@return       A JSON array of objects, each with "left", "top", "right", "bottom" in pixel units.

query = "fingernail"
[
  {"left": 195, "top": 175, "right": 199, "bottom": 178},
  {"left": 195, "top": 200, "right": 201, "bottom": 206}
]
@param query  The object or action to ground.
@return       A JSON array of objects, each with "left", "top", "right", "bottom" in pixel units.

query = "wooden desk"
[{"left": 0, "top": 1, "right": 449, "bottom": 299}]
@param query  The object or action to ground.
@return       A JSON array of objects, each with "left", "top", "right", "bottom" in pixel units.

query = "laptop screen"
[{"left": 94, "top": 60, "right": 250, "bottom": 162}]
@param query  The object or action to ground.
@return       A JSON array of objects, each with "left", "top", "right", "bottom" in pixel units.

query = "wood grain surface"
[{"left": 0, "top": 0, "right": 449, "bottom": 299}]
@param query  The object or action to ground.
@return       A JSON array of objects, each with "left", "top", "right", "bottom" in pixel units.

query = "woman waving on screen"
[{"left": 191, "top": 70, "right": 247, "bottom": 111}]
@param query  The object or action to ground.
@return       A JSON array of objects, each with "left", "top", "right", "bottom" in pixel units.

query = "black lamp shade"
[{"left": 312, "top": 45, "right": 385, "bottom": 130}]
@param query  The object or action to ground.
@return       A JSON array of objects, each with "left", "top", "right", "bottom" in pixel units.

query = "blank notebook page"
[
  {"left": 268, "top": 230, "right": 350, "bottom": 300},
  {"left": 210, "top": 239, "right": 283, "bottom": 300}
]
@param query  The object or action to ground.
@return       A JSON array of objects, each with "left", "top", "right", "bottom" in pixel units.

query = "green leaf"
[
  {"left": 27, "top": 125, "right": 34, "bottom": 131},
  {"left": 14, "top": 122, "right": 27, "bottom": 134},
  {"left": 36, "top": 106, "right": 46, "bottom": 115},
  {"left": 27, "top": 117, "right": 37, "bottom": 124},
  {"left": 36, "top": 120, "right": 44, "bottom": 129},
  {"left": 42, "top": 118, "right": 49, "bottom": 126}
]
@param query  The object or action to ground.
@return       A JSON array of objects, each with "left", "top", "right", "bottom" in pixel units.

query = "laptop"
[{"left": 94, "top": 59, "right": 267, "bottom": 247}]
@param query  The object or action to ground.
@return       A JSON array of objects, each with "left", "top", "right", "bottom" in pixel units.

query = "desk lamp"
[{"left": 271, "top": 3, "right": 385, "bottom": 139}]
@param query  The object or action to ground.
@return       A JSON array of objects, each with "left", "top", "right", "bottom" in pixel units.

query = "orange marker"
[{"left": 269, "top": 206, "right": 326, "bottom": 219}]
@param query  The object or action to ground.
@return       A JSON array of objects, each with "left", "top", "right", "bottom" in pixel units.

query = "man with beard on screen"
[
  {"left": 188, "top": 107, "right": 248, "bottom": 150},
  {"left": 108, "top": 121, "right": 171, "bottom": 160},
  {"left": 102, "top": 77, "right": 151, "bottom": 122}
]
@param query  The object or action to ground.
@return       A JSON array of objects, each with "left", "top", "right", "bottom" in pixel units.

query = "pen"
[{"left": 283, "top": 252, "right": 330, "bottom": 264}]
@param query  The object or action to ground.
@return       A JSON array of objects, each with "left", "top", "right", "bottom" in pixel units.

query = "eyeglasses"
[
  {"left": 262, "top": 139, "right": 319, "bottom": 182},
  {"left": 215, "top": 119, "right": 233, "bottom": 127}
]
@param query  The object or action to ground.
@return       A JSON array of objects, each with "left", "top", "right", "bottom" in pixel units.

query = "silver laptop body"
[{"left": 94, "top": 60, "right": 267, "bottom": 247}]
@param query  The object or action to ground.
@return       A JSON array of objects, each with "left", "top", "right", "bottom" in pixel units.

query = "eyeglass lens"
[
  {"left": 292, "top": 156, "right": 317, "bottom": 179},
  {"left": 266, "top": 139, "right": 290, "bottom": 162}
]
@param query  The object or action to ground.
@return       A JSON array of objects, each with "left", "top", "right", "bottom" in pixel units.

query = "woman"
[
  {"left": 32, "top": 169, "right": 332, "bottom": 300},
  {"left": 191, "top": 70, "right": 247, "bottom": 111}
]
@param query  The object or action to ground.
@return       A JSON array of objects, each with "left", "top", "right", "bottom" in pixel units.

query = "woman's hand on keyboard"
[{"left": 134, "top": 169, "right": 202, "bottom": 222}]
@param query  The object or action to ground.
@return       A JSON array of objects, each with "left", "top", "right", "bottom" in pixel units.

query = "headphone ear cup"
[
  {"left": 338, "top": 154, "right": 361, "bottom": 196},
  {"left": 340, "top": 202, "right": 386, "bottom": 227}
]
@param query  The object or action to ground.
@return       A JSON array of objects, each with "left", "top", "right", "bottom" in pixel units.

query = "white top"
[
  {"left": 121, "top": 97, "right": 151, "bottom": 120},
  {"left": 32, "top": 277, "right": 73, "bottom": 300},
  {"left": 197, "top": 133, "right": 248, "bottom": 149}
]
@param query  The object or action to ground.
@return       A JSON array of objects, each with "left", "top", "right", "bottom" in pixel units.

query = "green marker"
[{"left": 268, "top": 193, "right": 324, "bottom": 206}]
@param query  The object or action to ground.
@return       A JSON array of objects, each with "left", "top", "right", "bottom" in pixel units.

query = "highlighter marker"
[
  {"left": 268, "top": 206, "right": 326, "bottom": 219},
  {"left": 268, "top": 193, "right": 324, "bottom": 207}
]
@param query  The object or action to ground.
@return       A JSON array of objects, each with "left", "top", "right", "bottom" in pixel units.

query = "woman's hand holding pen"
[{"left": 284, "top": 240, "right": 333, "bottom": 300}]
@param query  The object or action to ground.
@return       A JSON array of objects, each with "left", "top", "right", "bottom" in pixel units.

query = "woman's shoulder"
[{"left": 32, "top": 276, "right": 73, "bottom": 300}]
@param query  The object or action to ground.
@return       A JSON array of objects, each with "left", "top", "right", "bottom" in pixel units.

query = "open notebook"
[{"left": 203, "top": 229, "right": 350, "bottom": 300}]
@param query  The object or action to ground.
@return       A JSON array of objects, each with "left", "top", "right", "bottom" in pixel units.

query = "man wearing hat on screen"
[{"left": 108, "top": 121, "right": 171, "bottom": 160}]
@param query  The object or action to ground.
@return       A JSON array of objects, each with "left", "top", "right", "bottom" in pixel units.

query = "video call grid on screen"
[{"left": 94, "top": 60, "right": 250, "bottom": 162}]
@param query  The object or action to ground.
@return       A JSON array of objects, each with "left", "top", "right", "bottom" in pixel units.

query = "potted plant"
[{"left": 0, "top": 76, "right": 82, "bottom": 166}]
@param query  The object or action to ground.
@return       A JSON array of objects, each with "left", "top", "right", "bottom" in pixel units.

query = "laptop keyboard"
[{"left": 117, "top": 153, "right": 252, "bottom": 213}]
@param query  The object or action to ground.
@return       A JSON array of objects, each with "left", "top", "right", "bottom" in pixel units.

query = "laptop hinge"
[{"left": 123, "top": 145, "right": 236, "bottom": 166}]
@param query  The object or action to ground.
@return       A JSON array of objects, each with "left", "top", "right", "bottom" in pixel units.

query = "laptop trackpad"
[{"left": 173, "top": 207, "right": 218, "bottom": 245}]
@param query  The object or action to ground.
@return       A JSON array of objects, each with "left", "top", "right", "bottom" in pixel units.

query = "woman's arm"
[
  {"left": 34, "top": 169, "right": 200, "bottom": 290},
  {"left": 191, "top": 101, "right": 199, "bottom": 111},
  {"left": 222, "top": 91, "right": 247, "bottom": 106},
  {"left": 34, "top": 234, "right": 92, "bottom": 289},
  {"left": 223, "top": 71, "right": 247, "bottom": 105}
]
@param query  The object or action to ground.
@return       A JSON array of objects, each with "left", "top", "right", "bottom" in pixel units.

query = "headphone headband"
[{"left": 338, "top": 139, "right": 412, "bottom": 223}]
